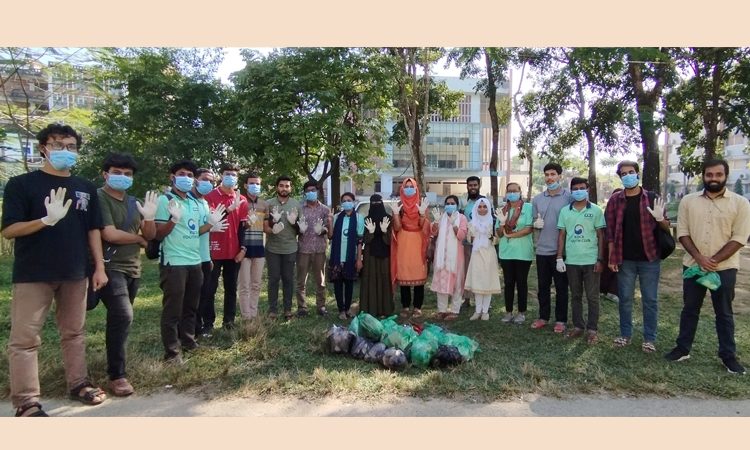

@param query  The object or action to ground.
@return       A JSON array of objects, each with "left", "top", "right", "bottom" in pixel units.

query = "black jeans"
[
  {"left": 567, "top": 264, "right": 600, "bottom": 332},
  {"left": 209, "top": 259, "right": 240, "bottom": 325},
  {"left": 676, "top": 267, "right": 738, "bottom": 359},
  {"left": 99, "top": 270, "right": 140, "bottom": 380},
  {"left": 536, "top": 254, "right": 569, "bottom": 323},
  {"left": 266, "top": 251, "right": 297, "bottom": 314},
  {"left": 400, "top": 285, "right": 425, "bottom": 309},
  {"left": 334, "top": 280, "right": 354, "bottom": 313},
  {"left": 196, "top": 261, "right": 214, "bottom": 334},
  {"left": 159, "top": 264, "right": 203, "bottom": 358},
  {"left": 500, "top": 259, "right": 532, "bottom": 313}
]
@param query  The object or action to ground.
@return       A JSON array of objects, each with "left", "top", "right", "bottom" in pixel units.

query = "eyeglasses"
[{"left": 45, "top": 143, "right": 78, "bottom": 152}]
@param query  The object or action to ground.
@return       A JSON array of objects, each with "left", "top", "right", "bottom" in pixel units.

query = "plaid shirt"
[{"left": 604, "top": 188, "right": 661, "bottom": 265}]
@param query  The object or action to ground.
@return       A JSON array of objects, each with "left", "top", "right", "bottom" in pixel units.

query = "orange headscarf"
[{"left": 390, "top": 178, "right": 431, "bottom": 292}]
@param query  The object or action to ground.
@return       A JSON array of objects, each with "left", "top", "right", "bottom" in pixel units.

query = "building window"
[
  {"left": 430, "top": 95, "right": 471, "bottom": 123},
  {"left": 727, "top": 132, "right": 746, "bottom": 146}
]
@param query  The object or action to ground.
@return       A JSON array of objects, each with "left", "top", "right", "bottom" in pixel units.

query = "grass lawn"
[{"left": 1, "top": 247, "right": 749, "bottom": 402}]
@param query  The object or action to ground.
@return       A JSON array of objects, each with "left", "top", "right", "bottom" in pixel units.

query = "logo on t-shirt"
[
  {"left": 188, "top": 218, "right": 197, "bottom": 231},
  {"left": 574, "top": 224, "right": 584, "bottom": 236},
  {"left": 75, "top": 191, "right": 90, "bottom": 211}
]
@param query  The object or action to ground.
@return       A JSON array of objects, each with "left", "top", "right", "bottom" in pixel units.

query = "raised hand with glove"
[
  {"left": 298, "top": 213, "right": 308, "bottom": 233},
  {"left": 227, "top": 191, "right": 242, "bottom": 212},
  {"left": 364, "top": 217, "right": 376, "bottom": 234},
  {"left": 41, "top": 187, "right": 73, "bottom": 226},
  {"left": 136, "top": 191, "right": 159, "bottom": 221},
  {"left": 209, "top": 203, "right": 227, "bottom": 226},
  {"left": 418, "top": 198, "right": 429, "bottom": 217},
  {"left": 270, "top": 205, "right": 282, "bottom": 223},
  {"left": 210, "top": 219, "right": 229, "bottom": 233},
  {"left": 646, "top": 197, "right": 666, "bottom": 222},
  {"left": 380, "top": 216, "right": 391, "bottom": 233},
  {"left": 286, "top": 208, "right": 298, "bottom": 225},
  {"left": 314, "top": 218, "right": 326, "bottom": 235},
  {"left": 167, "top": 199, "right": 183, "bottom": 224},
  {"left": 533, "top": 213, "right": 544, "bottom": 229}
]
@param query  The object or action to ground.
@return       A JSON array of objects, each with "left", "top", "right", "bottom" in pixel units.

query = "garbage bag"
[
  {"left": 410, "top": 335, "right": 438, "bottom": 367},
  {"left": 364, "top": 342, "right": 387, "bottom": 363},
  {"left": 420, "top": 323, "right": 443, "bottom": 343},
  {"left": 382, "top": 326, "right": 417, "bottom": 349},
  {"left": 697, "top": 272, "right": 721, "bottom": 291},
  {"left": 430, "top": 345, "right": 463, "bottom": 368},
  {"left": 437, "top": 331, "right": 458, "bottom": 346},
  {"left": 683, "top": 265, "right": 705, "bottom": 280},
  {"left": 380, "top": 315, "right": 400, "bottom": 339},
  {"left": 381, "top": 347, "right": 407, "bottom": 370},
  {"left": 358, "top": 312, "right": 385, "bottom": 342},
  {"left": 350, "top": 336, "right": 372, "bottom": 360},
  {"left": 440, "top": 334, "right": 480, "bottom": 362},
  {"left": 326, "top": 325, "right": 356, "bottom": 355},
  {"left": 349, "top": 315, "right": 361, "bottom": 336}
]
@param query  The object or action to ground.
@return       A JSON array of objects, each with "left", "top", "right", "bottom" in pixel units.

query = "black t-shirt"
[
  {"left": 622, "top": 193, "right": 647, "bottom": 261},
  {"left": 1, "top": 170, "right": 104, "bottom": 283}
]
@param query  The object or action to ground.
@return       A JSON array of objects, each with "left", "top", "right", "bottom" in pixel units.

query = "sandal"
[
  {"left": 613, "top": 337, "right": 631, "bottom": 348},
  {"left": 444, "top": 313, "right": 458, "bottom": 321},
  {"left": 553, "top": 322, "right": 567, "bottom": 334},
  {"left": 15, "top": 402, "right": 49, "bottom": 417},
  {"left": 399, "top": 308, "right": 410, "bottom": 318},
  {"left": 565, "top": 328, "right": 584, "bottom": 338},
  {"left": 587, "top": 333, "right": 599, "bottom": 345},
  {"left": 69, "top": 382, "right": 107, "bottom": 406},
  {"left": 642, "top": 342, "right": 656, "bottom": 354},
  {"left": 412, "top": 308, "right": 422, "bottom": 318},
  {"left": 530, "top": 319, "right": 548, "bottom": 329}
]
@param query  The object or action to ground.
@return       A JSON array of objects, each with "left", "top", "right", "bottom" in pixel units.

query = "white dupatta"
[{"left": 434, "top": 211, "right": 459, "bottom": 273}]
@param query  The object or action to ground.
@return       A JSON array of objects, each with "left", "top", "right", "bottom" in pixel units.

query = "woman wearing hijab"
[
  {"left": 327, "top": 192, "right": 365, "bottom": 320},
  {"left": 429, "top": 195, "right": 468, "bottom": 321},
  {"left": 390, "top": 178, "right": 431, "bottom": 318},
  {"left": 465, "top": 197, "right": 502, "bottom": 321},
  {"left": 360, "top": 195, "right": 394, "bottom": 317}
]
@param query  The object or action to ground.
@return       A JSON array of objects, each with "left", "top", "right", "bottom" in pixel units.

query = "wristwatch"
[{"left": 240, "top": 246, "right": 247, "bottom": 252}]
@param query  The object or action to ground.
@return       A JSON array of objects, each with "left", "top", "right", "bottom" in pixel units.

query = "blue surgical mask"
[
  {"left": 247, "top": 184, "right": 262, "bottom": 196},
  {"left": 197, "top": 180, "right": 213, "bottom": 196},
  {"left": 47, "top": 149, "right": 78, "bottom": 170},
  {"left": 107, "top": 174, "right": 133, "bottom": 192},
  {"left": 403, "top": 187, "right": 416, "bottom": 197},
  {"left": 571, "top": 190, "right": 589, "bottom": 202},
  {"left": 222, "top": 175, "right": 238, "bottom": 188},
  {"left": 305, "top": 191, "right": 318, "bottom": 202},
  {"left": 342, "top": 201, "right": 354, "bottom": 211},
  {"left": 444, "top": 204, "right": 457, "bottom": 215},
  {"left": 547, "top": 181, "right": 560, "bottom": 191},
  {"left": 621, "top": 173, "right": 639, "bottom": 189},
  {"left": 506, "top": 192, "right": 521, "bottom": 203},
  {"left": 174, "top": 175, "right": 194, "bottom": 193}
]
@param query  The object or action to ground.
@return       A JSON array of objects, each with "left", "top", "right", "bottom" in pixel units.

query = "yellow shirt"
[{"left": 677, "top": 189, "right": 750, "bottom": 271}]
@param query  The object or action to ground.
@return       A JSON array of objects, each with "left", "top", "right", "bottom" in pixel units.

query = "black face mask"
[{"left": 704, "top": 180, "right": 727, "bottom": 193}]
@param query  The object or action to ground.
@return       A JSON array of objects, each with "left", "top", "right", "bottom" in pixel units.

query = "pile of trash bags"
[{"left": 326, "top": 311, "right": 481, "bottom": 370}]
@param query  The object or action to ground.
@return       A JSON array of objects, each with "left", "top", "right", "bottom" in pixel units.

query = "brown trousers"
[{"left": 296, "top": 252, "right": 327, "bottom": 310}]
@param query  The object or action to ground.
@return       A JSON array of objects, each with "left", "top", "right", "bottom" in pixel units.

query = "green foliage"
[{"left": 734, "top": 177, "right": 744, "bottom": 195}]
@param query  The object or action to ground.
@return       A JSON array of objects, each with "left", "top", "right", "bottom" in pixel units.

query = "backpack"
[
  {"left": 646, "top": 190, "right": 676, "bottom": 260},
  {"left": 145, "top": 193, "right": 173, "bottom": 260}
]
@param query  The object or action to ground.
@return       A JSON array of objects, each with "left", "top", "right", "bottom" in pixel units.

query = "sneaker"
[
  {"left": 318, "top": 308, "right": 329, "bottom": 316},
  {"left": 201, "top": 326, "right": 213, "bottom": 338},
  {"left": 165, "top": 354, "right": 184, "bottom": 365},
  {"left": 298, "top": 309, "right": 308, "bottom": 318},
  {"left": 512, "top": 313, "right": 526, "bottom": 325},
  {"left": 469, "top": 313, "right": 481, "bottom": 321},
  {"left": 481, "top": 313, "right": 490, "bottom": 321},
  {"left": 605, "top": 293, "right": 620, "bottom": 303},
  {"left": 664, "top": 347, "right": 691, "bottom": 362},
  {"left": 338, "top": 312, "right": 348, "bottom": 320},
  {"left": 501, "top": 313, "right": 514, "bottom": 323},
  {"left": 722, "top": 357, "right": 747, "bottom": 375}
]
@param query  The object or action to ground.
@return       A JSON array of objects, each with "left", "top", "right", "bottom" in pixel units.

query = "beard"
[
  {"left": 278, "top": 191, "right": 290, "bottom": 197},
  {"left": 467, "top": 189, "right": 479, "bottom": 200},
  {"left": 704, "top": 180, "right": 727, "bottom": 193}
]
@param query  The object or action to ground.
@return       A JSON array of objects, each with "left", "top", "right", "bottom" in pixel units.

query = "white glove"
[
  {"left": 41, "top": 187, "right": 72, "bottom": 226},
  {"left": 298, "top": 216, "right": 308, "bottom": 233},
  {"left": 646, "top": 197, "right": 665, "bottom": 222},
  {"left": 467, "top": 223, "right": 476, "bottom": 238},
  {"left": 380, "top": 216, "right": 391, "bottom": 233},
  {"left": 272, "top": 222, "right": 285, "bottom": 234},
  {"left": 533, "top": 214, "right": 544, "bottom": 229},
  {"left": 210, "top": 219, "right": 229, "bottom": 233},
  {"left": 209, "top": 203, "right": 227, "bottom": 226},
  {"left": 247, "top": 208, "right": 258, "bottom": 226},
  {"left": 287, "top": 208, "right": 298, "bottom": 225},
  {"left": 431, "top": 207, "right": 440, "bottom": 222},
  {"left": 270, "top": 205, "right": 282, "bottom": 222},
  {"left": 364, "top": 217, "right": 376, "bottom": 234},
  {"left": 556, "top": 258, "right": 566, "bottom": 273},
  {"left": 418, "top": 198, "right": 429, "bottom": 216},
  {"left": 227, "top": 191, "right": 242, "bottom": 212},
  {"left": 167, "top": 199, "right": 183, "bottom": 224},
  {"left": 136, "top": 191, "right": 159, "bottom": 221},
  {"left": 452, "top": 214, "right": 461, "bottom": 227},
  {"left": 391, "top": 202, "right": 401, "bottom": 215},
  {"left": 499, "top": 211, "right": 509, "bottom": 227},
  {"left": 314, "top": 218, "right": 325, "bottom": 235}
]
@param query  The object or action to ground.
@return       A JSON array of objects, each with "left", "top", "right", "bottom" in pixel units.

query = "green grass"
[{"left": 1, "top": 247, "right": 749, "bottom": 402}]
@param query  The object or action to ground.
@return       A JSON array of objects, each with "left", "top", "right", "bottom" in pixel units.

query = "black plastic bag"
[
  {"left": 364, "top": 342, "right": 387, "bottom": 363},
  {"left": 350, "top": 336, "right": 372, "bottom": 360},
  {"left": 381, "top": 347, "right": 407, "bottom": 370},
  {"left": 326, "top": 325, "right": 356, "bottom": 355},
  {"left": 430, "top": 345, "right": 463, "bottom": 368}
]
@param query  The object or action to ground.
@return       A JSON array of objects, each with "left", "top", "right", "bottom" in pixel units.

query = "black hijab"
[{"left": 366, "top": 194, "right": 390, "bottom": 258}]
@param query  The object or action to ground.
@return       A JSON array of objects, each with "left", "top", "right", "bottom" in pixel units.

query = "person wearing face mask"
[
  {"left": 531, "top": 162, "right": 573, "bottom": 333},
  {"left": 605, "top": 161, "right": 670, "bottom": 354},
  {"left": 327, "top": 192, "right": 365, "bottom": 319},
  {"left": 464, "top": 198, "right": 502, "bottom": 321},
  {"left": 2, "top": 124, "right": 108, "bottom": 416},
  {"left": 496, "top": 183, "right": 534, "bottom": 325},
  {"left": 556, "top": 178, "right": 606, "bottom": 344},
  {"left": 429, "top": 195, "right": 468, "bottom": 321},
  {"left": 295, "top": 180, "right": 331, "bottom": 317},
  {"left": 459, "top": 176, "right": 485, "bottom": 310},
  {"left": 236, "top": 173, "right": 269, "bottom": 320},
  {"left": 360, "top": 194, "right": 394, "bottom": 317},
  {"left": 391, "top": 178, "right": 431, "bottom": 319},
  {"left": 96, "top": 153, "right": 158, "bottom": 397},
  {"left": 190, "top": 168, "right": 219, "bottom": 337},
  {"left": 203, "top": 163, "right": 248, "bottom": 330}
]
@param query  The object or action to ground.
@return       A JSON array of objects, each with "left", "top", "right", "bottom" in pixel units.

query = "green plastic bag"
[
  {"left": 440, "top": 334, "right": 481, "bottom": 362},
  {"left": 383, "top": 326, "right": 417, "bottom": 349},
  {"left": 358, "top": 312, "right": 385, "bottom": 342},
  {"left": 349, "top": 315, "right": 361, "bottom": 336},
  {"left": 683, "top": 265, "right": 722, "bottom": 291},
  {"left": 420, "top": 323, "right": 443, "bottom": 342},
  {"left": 380, "top": 315, "right": 400, "bottom": 339},
  {"left": 410, "top": 335, "right": 438, "bottom": 367}
]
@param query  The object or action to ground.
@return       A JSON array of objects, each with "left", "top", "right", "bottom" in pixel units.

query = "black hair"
[
  {"left": 341, "top": 192, "right": 356, "bottom": 202},
  {"left": 616, "top": 160, "right": 640, "bottom": 176},
  {"left": 570, "top": 177, "right": 589, "bottom": 189},
  {"left": 275, "top": 174, "right": 292, "bottom": 186},
  {"left": 303, "top": 180, "right": 318, "bottom": 191},
  {"left": 466, "top": 176, "right": 481, "bottom": 185},
  {"left": 243, "top": 172, "right": 260, "bottom": 184},
  {"left": 506, "top": 182, "right": 521, "bottom": 191},
  {"left": 701, "top": 158, "right": 729, "bottom": 178},
  {"left": 102, "top": 152, "right": 138, "bottom": 174},
  {"left": 169, "top": 159, "right": 198, "bottom": 176},
  {"left": 543, "top": 163, "right": 563, "bottom": 175},
  {"left": 219, "top": 162, "right": 240, "bottom": 174},
  {"left": 36, "top": 123, "right": 82, "bottom": 152},
  {"left": 445, "top": 195, "right": 459, "bottom": 205},
  {"left": 195, "top": 168, "right": 213, "bottom": 179}
]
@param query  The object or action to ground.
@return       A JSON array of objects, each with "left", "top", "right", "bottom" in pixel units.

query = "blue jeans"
[{"left": 617, "top": 259, "right": 660, "bottom": 342}]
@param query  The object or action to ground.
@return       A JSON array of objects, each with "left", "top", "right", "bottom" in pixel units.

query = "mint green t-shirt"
[
  {"left": 556, "top": 202, "right": 606, "bottom": 266},
  {"left": 496, "top": 202, "right": 534, "bottom": 261},
  {"left": 333, "top": 212, "right": 365, "bottom": 262},
  {"left": 155, "top": 192, "right": 203, "bottom": 266},
  {"left": 189, "top": 192, "right": 211, "bottom": 263}
]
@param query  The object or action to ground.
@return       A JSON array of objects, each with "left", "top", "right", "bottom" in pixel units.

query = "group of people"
[{"left": 2, "top": 124, "right": 748, "bottom": 418}]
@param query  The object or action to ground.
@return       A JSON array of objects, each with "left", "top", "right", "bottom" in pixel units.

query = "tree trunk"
[
  {"left": 584, "top": 129, "right": 598, "bottom": 203},
  {"left": 526, "top": 147, "right": 533, "bottom": 202},
  {"left": 411, "top": 121, "right": 426, "bottom": 195},
  {"left": 330, "top": 155, "right": 341, "bottom": 208},
  {"left": 628, "top": 60, "right": 662, "bottom": 193},
  {"left": 485, "top": 49, "right": 500, "bottom": 208}
]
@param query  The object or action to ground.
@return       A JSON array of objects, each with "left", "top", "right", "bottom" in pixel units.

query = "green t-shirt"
[
  {"left": 98, "top": 188, "right": 143, "bottom": 278},
  {"left": 154, "top": 192, "right": 203, "bottom": 266},
  {"left": 333, "top": 212, "right": 365, "bottom": 262},
  {"left": 265, "top": 197, "right": 302, "bottom": 255},
  {"left": 556, "top": 202, "right": 606, "bottom": 266},
  {"left": 496, "top": 202, "right": 534, "bottom": 262},
  {"left": 189, "top": 192, "right": 211, "bottom": 263}
]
